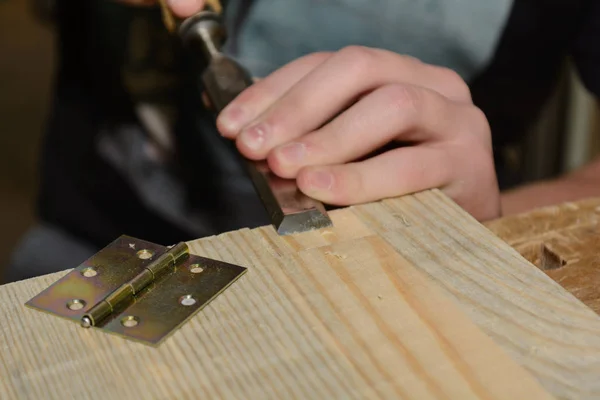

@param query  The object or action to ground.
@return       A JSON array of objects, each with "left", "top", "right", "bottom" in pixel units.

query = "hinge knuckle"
[
  {"left": 84, "top": 301, "right": 112, "bottom": 327},
  {"left": 130, "top": 270, "right": 154, "bottom": 294},
  {"left": 147, "top": 243, "right": 189, "bottom": 278}
]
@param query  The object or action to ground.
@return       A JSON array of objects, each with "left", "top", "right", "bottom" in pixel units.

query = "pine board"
[{"left": 2, "top": 189, "right": 600, "bottom": 399}]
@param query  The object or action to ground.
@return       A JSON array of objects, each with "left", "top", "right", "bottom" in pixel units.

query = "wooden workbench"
[
  {"left": 486, "top": 197, "right": 600, "bottom": 314},
  {"left": 2, "top": 189, "right": 600, "bottom": 399}
]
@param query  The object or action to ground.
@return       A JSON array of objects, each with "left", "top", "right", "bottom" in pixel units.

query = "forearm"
[
  {"left": 501, "top": 101, "right": 600, "bottom": 216},
  {"left": 501, "top": 153, "right": 600, "bottom": 216}
]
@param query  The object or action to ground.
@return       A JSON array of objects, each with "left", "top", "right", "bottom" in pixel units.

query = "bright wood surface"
[
  {"left": 354, "top": 192, "right": 600, "bottom": 399},
  {"left": 2, "top": 189, "right": 599, "bottom": 399}
]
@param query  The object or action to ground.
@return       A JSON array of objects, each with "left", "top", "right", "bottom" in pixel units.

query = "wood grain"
[
  {"left": 486, "top": 197, "right": 600, "bottom": 313},
  {"left": 1, "top": 189, "right": 599, "bottom": 399},
  {"left": 350, "top": 190, "right": 600, "bottom": 399}
]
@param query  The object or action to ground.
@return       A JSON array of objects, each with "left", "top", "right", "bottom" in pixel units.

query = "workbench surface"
[
  {"left": 486, "top": 197, "right": 600, "bottom": 314},
  {"left": 2, "top": 190, "right": 600, "bottom": 399}
]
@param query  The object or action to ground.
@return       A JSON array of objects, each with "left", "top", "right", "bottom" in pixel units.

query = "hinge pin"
[{"left": 80, "top": 242, "right": 189, "bottom": 328}]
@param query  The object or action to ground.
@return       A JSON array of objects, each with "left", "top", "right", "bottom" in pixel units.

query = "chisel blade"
[{"left": 247, "top": 161, "right": 332, "bottom": 235}]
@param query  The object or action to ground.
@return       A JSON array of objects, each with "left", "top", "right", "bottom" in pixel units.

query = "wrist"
[
  {"left": 500, "top": 173, "right": 600, "bottom": 217},
  {"left": 500, "top": 178, "right": 566, "bottom": 217}
]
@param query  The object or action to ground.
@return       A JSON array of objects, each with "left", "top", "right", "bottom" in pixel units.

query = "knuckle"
[
  {"left": 437, "top": 67, "right": 472, "bottom": 101},
  {"left": 337, "top": 45, "right": 375, "bottom": 75},
  {"left": 300, "top": 51, "right": 333, "bottom": 67},
  {"left": 468, "top": 106, "right": 492, "bottom": 144},
  {"left": 452, "top": 105, "right": 491, "bottom": 145},
  {"left": 384, "top": 84, "right": 421, "bottom": 116},
  {"left": 310, "top": 51, "right": 333, "bottom": 62},
  {"left": 471, "top": 106, "right": 490, "bottom": 129},
  {"left": 339, "top": 45, "right": 373, "bottom": 59},
  {"left": 399, "top": 53, "right": 424, "bottom": 67},
  {"left": 442, "top": 137, "right": 499, "bottom": 220}
]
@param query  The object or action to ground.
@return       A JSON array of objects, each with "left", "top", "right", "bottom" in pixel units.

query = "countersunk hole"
[
  {"left": 540, "top": 244, "right": 567, "bottom": 271},
  {"left": 137, "top": 249, "right": 154, "bottom": 260},
  {"left": 179, "top": 295, "right": 197, "bottom": 306},
  {"left": 81, "top": 267, "right": 97, "bottom": 278},
  {"left": 66, "top": 299, "right": 86, "bottom": 311},
  {"left": 190, "top": 264, "right": 204, "bottom": 274},
  {"left": 121, "top": 316, "right": 140, "bottom": 328}
]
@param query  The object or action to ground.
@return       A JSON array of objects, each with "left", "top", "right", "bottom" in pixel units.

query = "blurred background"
[
  {"left": 0, "top": 0, "right": 598, "bottom": 282},
  {"left": 0, "top": 0, "right": 55, "bottom": 282}
]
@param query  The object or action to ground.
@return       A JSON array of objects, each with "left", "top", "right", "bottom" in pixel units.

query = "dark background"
[{"left": 0, "top": 0, "right": 55, "bottom": 276}]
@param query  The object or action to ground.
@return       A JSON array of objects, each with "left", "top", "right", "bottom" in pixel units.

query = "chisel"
[{"left": 159, "top": 3, "right": 333, "bottom": 235}]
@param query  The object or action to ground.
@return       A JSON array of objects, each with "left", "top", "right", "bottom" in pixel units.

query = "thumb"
[{"left": 167, "top": 0, "right": 206, "bottom": 17}]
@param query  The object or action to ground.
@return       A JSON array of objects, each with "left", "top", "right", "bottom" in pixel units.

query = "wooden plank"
[
  {"left": 485, "top": 197, "right": 600, "bottom": 313},
  {"left": 0, "top": 189, "right": 597, "bottom": 399},
  {"left": 0, "top": 231, "right": 549, "bottom": 399},
  {"left": 349, "top": 190, "right": 600, "bottom": 399}
]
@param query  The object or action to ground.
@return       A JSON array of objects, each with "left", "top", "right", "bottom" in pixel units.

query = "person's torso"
[{"left": 42, "top": 0, "right": 587, "bottom": 246}]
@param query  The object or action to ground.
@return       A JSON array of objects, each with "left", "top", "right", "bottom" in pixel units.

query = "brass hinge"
[{"left": 25, "top": 235, "right": 247, "bottom": 347}]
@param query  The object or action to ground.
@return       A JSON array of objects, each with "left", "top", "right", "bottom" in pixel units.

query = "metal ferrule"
[{"left": 179, "top": 11, "right": 225, "bottom": 61}]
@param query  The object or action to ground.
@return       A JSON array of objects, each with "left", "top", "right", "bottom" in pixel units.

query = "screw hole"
[
  {"left": 81, "top": 267, "right": 97, "bottom": 278},
  {"left": 66, "top": 299, "right": 86, "bottom": 311},
  {"left": 137, "top": 249, "right": 154, "bottom": 260},
  {"left": 121, "top": 316, "right": 139, "bottom": 328},
  {"left": 190, "top": 264, "right": 204, "bottom": 274},
  {"left": 179, "top": 295, "right": 197, "bottom": 306}
]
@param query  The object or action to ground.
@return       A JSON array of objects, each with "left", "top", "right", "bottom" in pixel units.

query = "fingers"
[
  {"left": 167, "top": 0, "right": 205, "bottom": 17},
  {"left": 210, "top": 46, "right": 497, "bottom": 219},
  {"left": 295, "top": 140, "right": 500, "bottom": 221},
  {"left": 217, "top": 52, "right": 332, "bottom": 137},
  {"left": 296, "top": 146, "right": 452, "bottom": 206},
  {"left": 222, "top": 46, "right": 472, "bottom": 160},
  {"left": 268, "top": 83, "right": 480, "bottom": 178}
]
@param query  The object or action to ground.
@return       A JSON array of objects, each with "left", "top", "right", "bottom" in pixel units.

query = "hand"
[
  {"left": 216, "top": 46, "right": 500, "bottom": 221},
  {"left": 114, "top": 0, "right": 205, "bottom": 17}
]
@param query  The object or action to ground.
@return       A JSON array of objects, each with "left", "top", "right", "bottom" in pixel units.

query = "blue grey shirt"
[{"left": 226, "top": 0, "right": 511, "bottom": 80}]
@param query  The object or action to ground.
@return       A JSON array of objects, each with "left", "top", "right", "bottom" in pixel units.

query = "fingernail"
[
  {"left": 278, "top": 142, "right": 306, "bottom": 164},
  {"left": 218, "top": 105, "right": 245, "bottom": 135},
  {"left": 239, "top": 123, "right": 268, "bottom": 151},
  {"left": 308, "top": 170, "right": 333, "bottom": 191}
]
